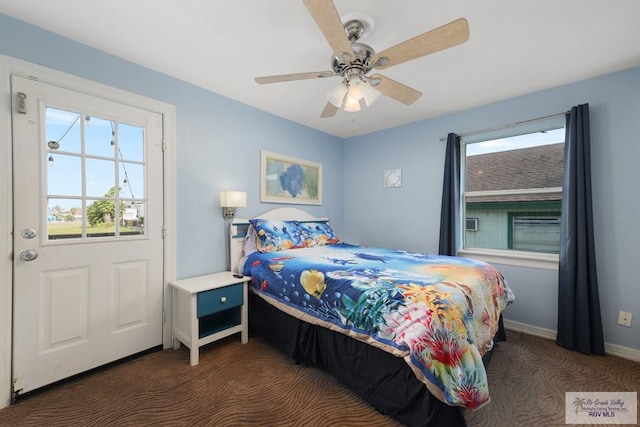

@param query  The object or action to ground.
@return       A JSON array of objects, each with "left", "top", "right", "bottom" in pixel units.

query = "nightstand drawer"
[{"left": 197, "top": 283, "right": 243, "bottom": 317}]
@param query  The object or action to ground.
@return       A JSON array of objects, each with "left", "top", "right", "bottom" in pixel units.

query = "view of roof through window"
[{"left": 463, "top": 127, "right": 565, "bottom": 254}]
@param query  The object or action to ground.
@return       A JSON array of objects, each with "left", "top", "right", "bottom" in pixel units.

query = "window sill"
[{"left": 458, "top": 248, "right": 559, "bottom": 270}]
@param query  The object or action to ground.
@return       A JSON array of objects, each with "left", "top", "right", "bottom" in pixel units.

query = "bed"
[{"left": 230, "top": 208, "right": 513, "bottom": 427}]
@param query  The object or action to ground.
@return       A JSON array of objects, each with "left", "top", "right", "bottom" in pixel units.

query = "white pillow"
[{"left": 243, "top": 225, "right": 258, "bottom": 257}]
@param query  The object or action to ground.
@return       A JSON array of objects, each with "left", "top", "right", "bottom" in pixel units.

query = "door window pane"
[
  {"left": 47, "top": 198, "right": 83, "bottom": 240},
  {"left": 85, "top": 158, "right": 116, "bottom": 197},
  {"left": 85, "top": 116, "right": 116, "bottom": 158},
  {"left": 47, "top": 153, "right": 82, "bottom": 196},
  {"left": 45, "top": 107, "right": 81, "bottom": 153},
  {"left": 86, "top": 198, "right": 122, "bottom": 238},
  {"left": 119, "top": 162, "right": 144, "bottom": 199},
  {"left": 121, "top": 202, "right": 145, "bottom": 236},
  {"left": 118, "top": 123, "right": 144, "bottom": 162}
]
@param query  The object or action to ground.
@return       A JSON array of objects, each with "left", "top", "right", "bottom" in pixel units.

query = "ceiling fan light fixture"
[
  {"left": 327, "top": 82, "right": 348, "bottom": 107},
  {"left": 343, "top": 96, "right": 361, "bottom": 112},
  {"left": 347, "top": 76, "right": 381, "bottom": 108},
  {"left": 347, "top": 77, "right": 366, "bottom": 100}
]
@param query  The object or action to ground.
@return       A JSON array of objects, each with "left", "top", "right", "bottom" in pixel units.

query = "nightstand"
[{"left": 170, "top": 271, "right": 250, "bottom": 365}]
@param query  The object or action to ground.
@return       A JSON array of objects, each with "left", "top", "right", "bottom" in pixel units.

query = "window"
[
  {"left": 45, "top": 107, "right": 147, "bottom": 241},
  {"left": 462, "top": 126, "right": 565, "bottom": 258}
]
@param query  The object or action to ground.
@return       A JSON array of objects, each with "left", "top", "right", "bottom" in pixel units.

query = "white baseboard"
[
  {"left": 503, "top": 319, "right": 640, "bottom": 362},
  {"left": 503, "top": 319, "right": 556, "bottom": 340},
  {"left": 604, "top": 342, "right": 640, "bottom": 362}
]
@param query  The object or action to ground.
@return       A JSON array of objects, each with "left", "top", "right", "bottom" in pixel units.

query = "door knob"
[
  {"left": 19, "top": 249, "right": 38, "bottom": 261},
  {"left": 21, "top": 228, "right": 37, "bottom": 239}
]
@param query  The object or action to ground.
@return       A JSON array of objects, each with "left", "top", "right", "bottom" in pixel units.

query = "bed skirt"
[{"left": 249, "top": 291, "right": 506, "bottom": 427}]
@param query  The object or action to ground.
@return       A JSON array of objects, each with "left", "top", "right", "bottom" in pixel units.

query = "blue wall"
[
  {"left": 1, "top": 12, "right": 638, "bottom": 351},
  {"left": 343, "top": 67, "right": 640, "bottom": 350},
  {"left": 0, "top": 13, "right": 344, "bottom": 279}
]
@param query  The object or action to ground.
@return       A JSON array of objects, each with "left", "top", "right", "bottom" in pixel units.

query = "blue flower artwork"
[
  {"left": 261, "top": 151, "right": 322, "bottom": 205},
  {"left": 279, "top": 164, "right": 304, "bottom": 197}
]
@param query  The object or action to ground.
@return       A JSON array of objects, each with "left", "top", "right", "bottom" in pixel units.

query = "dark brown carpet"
[{"left": 0, "top": 331, "right": 638, "bottom": 426}]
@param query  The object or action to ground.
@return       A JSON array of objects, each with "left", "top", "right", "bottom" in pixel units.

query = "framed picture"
[
  {"left": 384, "top": 168, "right": 402, "bottom": 188},
  {"left": 261, "top": 150, "right": 322, "bottom": 205}
]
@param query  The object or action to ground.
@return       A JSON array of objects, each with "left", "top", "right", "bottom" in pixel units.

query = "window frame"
[{"left": 458, "top": 118, "right": 565, "bottom": 270}]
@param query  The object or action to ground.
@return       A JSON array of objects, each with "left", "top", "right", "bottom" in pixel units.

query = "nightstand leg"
[
  {"left": 190, "top": 347, "right": 199, "bottom": 366},
  {"left": 190, "top": 295, "right": 199, "bottom": 365},
  {"left": 240, "top": 284, "right": 248, "bottom": 344}
]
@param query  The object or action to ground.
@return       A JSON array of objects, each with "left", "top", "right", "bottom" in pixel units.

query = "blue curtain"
[
  {"left": 556, "top": 104, "right": 605, "bottom": 355},
  {"left": 438, "top": 133, "right": 461, "bottom": 256}
]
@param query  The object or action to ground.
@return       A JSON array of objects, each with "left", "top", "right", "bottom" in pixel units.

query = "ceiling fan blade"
[
  {"left": 369, "top": 74, "right": 422, "bottom": 105},
  {"left": 320, "top": 102, "right": 339, "bottom": 118},
  {"left": 372, "top": 18, "right": 469, "bottom": 70},
  {"left": 303, "top": 0, "right": 354, "bottom": 61},
  {"left": 255, "top": 71, "right": 337, "bottom": 84}
]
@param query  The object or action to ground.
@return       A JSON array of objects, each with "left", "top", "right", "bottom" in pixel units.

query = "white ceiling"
[{"left": 1, "top": 0, "right": 639, "bottom": 138}]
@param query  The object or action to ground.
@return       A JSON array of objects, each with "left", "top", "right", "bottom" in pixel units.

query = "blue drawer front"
[{"left": 197, "top": 283, "right": 243, "bottom": 318}]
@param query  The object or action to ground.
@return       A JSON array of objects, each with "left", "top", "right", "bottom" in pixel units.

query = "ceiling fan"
[{"left": 254, "top": 0, "right": 469, "bottom": 118}]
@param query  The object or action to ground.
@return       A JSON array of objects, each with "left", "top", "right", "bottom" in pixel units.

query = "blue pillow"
[
  {"left": 249, "top": 219, "right": 305, "bottom": 253},
  {"left": 298, "top": 222, "right": 339, "bottom": 247}
]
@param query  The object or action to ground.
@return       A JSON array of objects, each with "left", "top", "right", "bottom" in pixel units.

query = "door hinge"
[
  {"left": 162, "top": 311, "right": 166, "bottom": 325},
  {"left": 12, "top": 377, "right": 23, "bottom": 401},
  {"left": 162, "top": 141, "right": 167, "bottom": 152},
  {"left": 13, "top": 387, "right": 23, "bottom": 401},
  {"left": 162, "top": 225, "right": 167, "bottom": 239}
]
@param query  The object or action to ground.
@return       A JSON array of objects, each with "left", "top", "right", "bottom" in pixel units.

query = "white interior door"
[{"left": 11, "top": 75, "right": 164, "bottom": 397}]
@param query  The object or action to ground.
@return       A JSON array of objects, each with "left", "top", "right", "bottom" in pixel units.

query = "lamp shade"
[
  {"left": 361, "top": 82, "right": 381, "bottom": 107},
  {"left": 347, "top": 78, "right": 366, "bottom": 100},
  {"left": 327, "top": 82, "right": 348, "bottom": 107},
  {"left": 220, "top": 190, "right": 247, "bottom": 207},
  {"left": 343, "top": 96, "right": 361, "bottom": 112}
]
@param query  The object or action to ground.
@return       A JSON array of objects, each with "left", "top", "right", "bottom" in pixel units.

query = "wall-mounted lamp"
[{"left": 220, "top": 190, "right": 246, "bottom": 218}]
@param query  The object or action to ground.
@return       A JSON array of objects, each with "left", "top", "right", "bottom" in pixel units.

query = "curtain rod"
[{"left": 439, "top": 110, "right": 570, "bottom": 142}]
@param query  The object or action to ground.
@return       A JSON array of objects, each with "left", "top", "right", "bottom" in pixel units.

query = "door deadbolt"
[
  {"left": 19, "top": 250, "right": 38, "bottom": 262},
  {"left": 21, "top": 228, "right": 37, "bottom": 239}
]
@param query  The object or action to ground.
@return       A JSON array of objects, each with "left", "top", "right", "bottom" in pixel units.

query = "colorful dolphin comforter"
[{"left": 242, "top": 243, "right": 514, "bottom": 409}]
